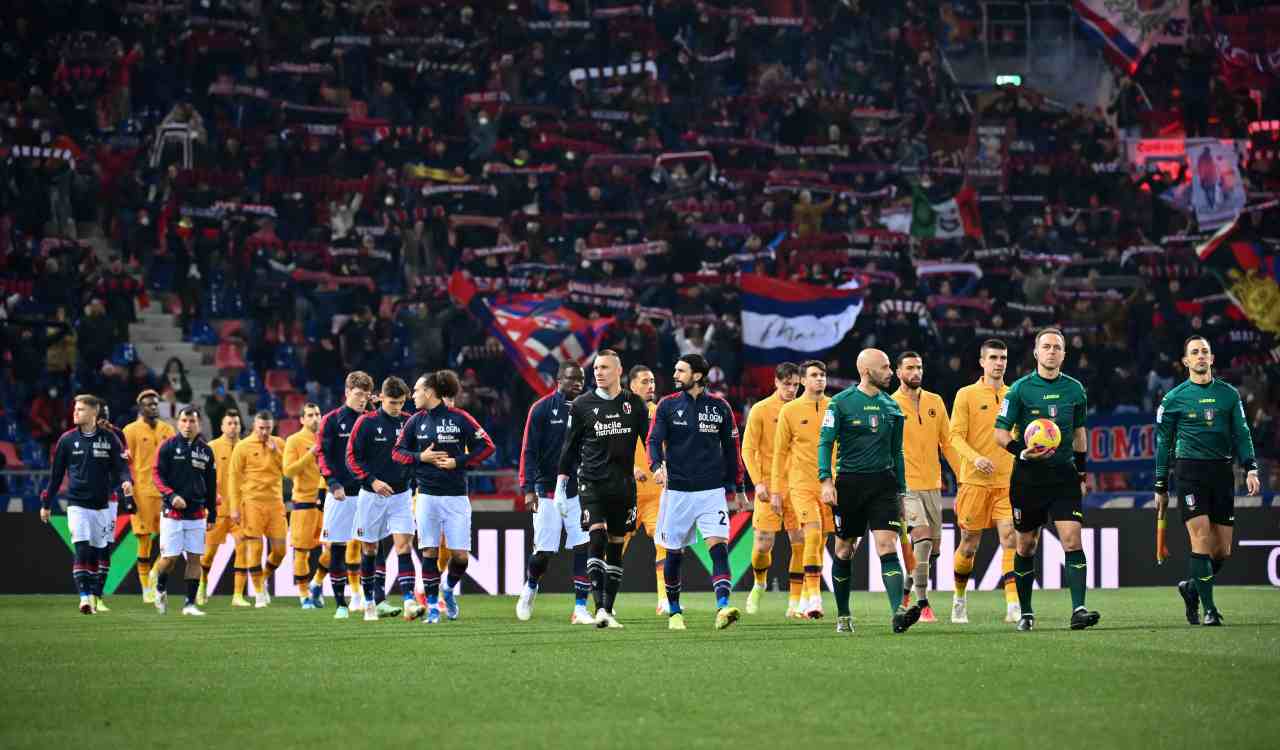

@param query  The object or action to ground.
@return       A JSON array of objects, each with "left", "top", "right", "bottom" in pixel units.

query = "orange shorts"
[
  {"left": 955, "top": 484, "right": 1013, "bottom": 531},
  {"left": 636, "top": 492, "right": 662, "bottom": 537},
  {"left": 242, "top": 501, "right": 288, "bottom": 539},
  {"left": 130, "top": 493, "right": 162, "bottom": 535},
  {"left": 793, "top": 488, "right": 835, "bottom": 534},
  {"left": 752, "top": 492, "right": 799, "bottom": 532},
  {"left": 203, "top": 510, "right": 242, "bottom": 548},
  {"left": 290, "top": 506, "right": 323, "bottom": 550}
]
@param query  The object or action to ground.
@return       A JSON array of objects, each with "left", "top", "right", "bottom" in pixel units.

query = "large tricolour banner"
[
  {"left": 1207, "top": 6, "right": 1280, "bottom": 89},
  {"left": 739, "top": 274, "right": 863, "bottom": 387},
  {"left": 1074, "top": 0, "right": 1187, "bottom": 74}
]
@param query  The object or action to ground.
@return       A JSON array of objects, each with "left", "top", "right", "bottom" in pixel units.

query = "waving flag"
[
  {"left": 448, "top": 272, "right": 614, "bottom": 395},
  {"left": 740, "top": 273, "right": 864, "bottom": 389},
  {"left": 910, "top": 184, "right": 982, "bottom": 240},
  {"left": 1074, "top": 0, "right": 1186, "bottom": 74}
]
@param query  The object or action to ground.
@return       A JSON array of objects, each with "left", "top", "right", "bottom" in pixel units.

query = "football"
[{"left": 1024, "top": 418, "right": 1062, "bottom": 450}]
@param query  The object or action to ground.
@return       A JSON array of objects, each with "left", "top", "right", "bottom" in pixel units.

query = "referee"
[
  {"left": 1154, "top": 336, "right": 1260, "bottom": 627},
  {"left": 818, "top": 349, "right": 921, "bottom": 634},
  {"left": 556, "top": 350, "right": 651, "bottom": 629}
]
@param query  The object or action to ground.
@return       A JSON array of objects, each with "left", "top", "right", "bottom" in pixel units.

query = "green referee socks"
[
  {"left": 880, "top": 554, "right": 904, "bottom": 612},
  {"left": 833, "top": 555, "right": 853, "bottom": 617},
  {"left": 1064, "top": 549, "right": 1087, "bottom": 610},
  {"left": 1013, "top": 552, "right": 1035, "bottom": 615},
  {"left": 1190, "top": 553, "right": 1217, "bottom": 614}
]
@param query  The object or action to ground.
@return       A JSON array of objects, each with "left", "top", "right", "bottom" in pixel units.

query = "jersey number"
[{"left": 718, "top": 510, "right": 727, "bottom": 525}]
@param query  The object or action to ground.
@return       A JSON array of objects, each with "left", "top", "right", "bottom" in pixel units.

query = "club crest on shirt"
[
  {"left": 1185, "top": 494, "right": 1196, "bottom": 508},
  {"left": 928, "top": 408, "right": 936, "bottom": 418},
  {"left": 623, "top": 402, "right": 632, "bottom": 415}
]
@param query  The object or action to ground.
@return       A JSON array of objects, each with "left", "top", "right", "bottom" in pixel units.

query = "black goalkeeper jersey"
[{"left": 557, "top": 388, "right": 650, "bottom": 485}]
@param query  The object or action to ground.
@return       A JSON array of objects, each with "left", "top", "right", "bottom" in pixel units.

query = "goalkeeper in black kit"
[
  {"left": 556, "top": 350, "right": 651, "bottom": 629},
  {"left": 1154, "top": 336, "right": 1260, "bottom": 627}
]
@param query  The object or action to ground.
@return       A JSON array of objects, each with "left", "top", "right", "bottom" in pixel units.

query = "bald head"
[{"left": 857, "top": 348, "right": 893, "bottom": 392}]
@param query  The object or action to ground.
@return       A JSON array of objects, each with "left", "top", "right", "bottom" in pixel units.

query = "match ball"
[{"left": 1024, "top": 418, "right": 1061, "bottom": 450}]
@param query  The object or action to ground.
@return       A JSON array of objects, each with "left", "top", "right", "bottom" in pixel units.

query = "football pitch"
[{"left": 2, "top": 588, "right": 1278, "bottom": 750}]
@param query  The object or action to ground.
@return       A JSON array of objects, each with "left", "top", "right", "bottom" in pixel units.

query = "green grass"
[{"left": 2, "top": 587, "right": 1278, "bottom": 749}]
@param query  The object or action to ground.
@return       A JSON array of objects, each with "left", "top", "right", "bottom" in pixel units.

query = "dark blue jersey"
[
  {"left": 648, "top": 391, "right": 744, "bottom": 494},
  {"left": 316, "top": 404, "right": 363, "bottom": 495},
  {"left": 41, "top": 427, "right": 133, "bottom": 510},
  {"left": 153, "top": 435, "right": 217, "bottom": 522},
  {"left": 518, "top": 391, "right": 577, "bottom": 498},
  {"left": 393, "top": 403, "right": 495, "bottom": 496},
  {"left": 346, "top": 409, "right": 411, "bottom": 494}
]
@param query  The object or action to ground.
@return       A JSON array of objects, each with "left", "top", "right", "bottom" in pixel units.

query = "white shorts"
[
  {"left": 96, "top": 503, "right": 118, "bottom": 548},
  {"left": 160, "top": 516, "right": 207, "bottom": 557},
  {"left": 68, "top": 505, "right": 108, "bottom": 547},
  {"left": 321, "top": 490, "right": 358, "bottom": 544},
  {"left": 355, "top": 489, "right": 414, "bottom": 543},
  {"left": 657, "top": 488, "right": 730, "bottom": 550},
  {"left": 415, "top": 494, "right": 472, "bottom": 551},
  {"left": 532, "top": 495, "right": 589, "bottom": 552}
]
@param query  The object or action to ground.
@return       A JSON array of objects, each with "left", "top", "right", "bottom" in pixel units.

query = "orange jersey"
[
  {"left": 634, "top": 402, "right": 662, "bottom": 502},
  {"left": 208, "top": 435, "right": 239, "bottom": 509},
  {"left": 228, "top": 435, "right": 285, "bottom": 513},
  {"left": 949, "top": 378, "right": 1013, "bottom": 488},
  {"left": 741, "top": 391, "right": 788, "bottom": 492},
  {"left": 771, "top": 395, "right": 831, "bottom": 494},
  {"left": 891, "top": 388, "right": 962, "bottom": 492},
  {"left": 122, "top": 417, "right": 176, "bottom": 499},
  {"left": 283, "top": 428, "right": 324, "bottom": 502}
]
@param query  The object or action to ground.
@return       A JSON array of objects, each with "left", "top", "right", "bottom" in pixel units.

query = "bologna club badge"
[{"left": 623, "top": 402, "right": 632, "bottom": 414}]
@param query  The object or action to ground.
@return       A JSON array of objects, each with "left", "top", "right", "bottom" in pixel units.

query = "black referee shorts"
[
  {"left": 579, "top": 475, "right": 638, "bottom": 535},
  {"left": 1174, "top": 459, "right": 1235, "bottom": 527},
  {"left": 833, "top": 471, "right": 901, "bottom": 540},
  {"left": 1010, "top": 466, "right": 1083, "bottom": 533}
]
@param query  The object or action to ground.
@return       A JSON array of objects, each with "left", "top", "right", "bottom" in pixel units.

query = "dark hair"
[
  {"left": 74, "top": 394, "right": 101, "bottom": 410},
  {"left": 222, "top": 410, "right": 242, "bottom": 423},
  {"left": 628, "top": 364, "right": 653, "bottom": 382},
  {"left": 1183, "top": 335, "right": 1211, "bottom": 356},
  {"left": 177, "top": 405, "right": 201, "bottom": 418},
  {"left": 1034, "top": 327, "right": 1065, "bottom": 346},
  {"left": 381, "top": 376, "right": 410, "bottom": 398},
  {"left": 799, "top": 359, "right": 826, "bottom": 375},
  {"left": 679, "top": 353, "right": 710, "bottom": 384},
  {"left": 302, "top": 402, "right": 321, "bottom": 414},
  {"left": 426, "top": 370, "right": 461, "bottom": 400},
  {"left": 254, "top": 410, "right": 275, "bottom": 422},
  {"left": 896, "top": 351, "right": 922, "bottom": 367},
  {"left": 980, "top": 339, "right": 1008, "bottom": 355},
  {"left": 345, "top": 371, "right": 374, "bottom": 392},
  {"left": 560, "top": 361, "right": 586, "bottom": 378},
  {"left": 774, "top": 362, "right": 801, "bottom": 380}
]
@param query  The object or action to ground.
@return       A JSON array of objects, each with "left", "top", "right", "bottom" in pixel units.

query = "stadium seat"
[
  {"left": 264, "top": 368, "right": 296, "bottom": 394},
  {"left": 272, "top": 345, "right": 300, "bottom": 371},
  {"left": 219, "top": 320, "right": 246, "bottom": 341},
  {"left": 283, "top": 392, "right": 308, "bottom": 417},
  {"left": 187, "top": 319, "right": 219, "bottom": 345},
  {"left": 235, "top": 368, "right": 262, "bottom": 394},
  {"left": 215, "top": 342, "right": 247, "bottom": 371},
  {"left": 0, "top": 440, "right": 23, "bottom": 469},
  {"left": 276, "top": 417, "right": 301, "bottom": 438},
  {"left": 110, "top": 343, "right": 139, "bottom": 367}
]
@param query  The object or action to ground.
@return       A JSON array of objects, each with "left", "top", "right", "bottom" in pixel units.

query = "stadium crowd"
[{"left": 1, "top": 0, "right": 1279, "bottom": 498}]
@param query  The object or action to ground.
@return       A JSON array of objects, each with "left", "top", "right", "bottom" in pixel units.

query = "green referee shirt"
[
  {"left": 1154, "top": 378, "right": 1257, "bottom": 485},
  {"left": 995, "top": 371, "right": 1087, "bottom": 484},
  {"left": 818, "top": 385, "right": 906, "bottom": 493}
]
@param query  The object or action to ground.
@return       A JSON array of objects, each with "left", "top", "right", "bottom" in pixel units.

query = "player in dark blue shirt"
[
  {"left": 151, "top": 406, "right": 217, "bottom": 616},
  {"left": 40, "top": 395, "right": 134, "bottom": 614}
]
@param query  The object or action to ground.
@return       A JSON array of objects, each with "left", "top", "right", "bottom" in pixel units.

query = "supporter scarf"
[{"left": 579, "top": 241, "right": 668, "bottom": 261}]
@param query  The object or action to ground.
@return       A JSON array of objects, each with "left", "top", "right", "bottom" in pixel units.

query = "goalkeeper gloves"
[{"left": 553, "top": 476, "right": 569, "bottom": 518}]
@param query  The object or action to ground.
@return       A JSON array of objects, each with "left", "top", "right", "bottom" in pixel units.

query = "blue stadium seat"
[
  {"left": 110, "top": 343, "right": 139, "bottom": 366},
  {"left": 187, "top": 319, "right": 219, "bottom": 345},
  {"left": 273, "top": 344, "right": 301, "bottom": 371},
  {"left": 235, "top": 368, "right": 262, "bottom": 394}
]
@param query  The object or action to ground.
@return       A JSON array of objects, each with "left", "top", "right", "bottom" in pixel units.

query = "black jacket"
[
  {"left": 393, "top": 403, "right": 496, "bottom": 496},
  {"left": 557, "top": 388, "right": 650, "bottom": 484},
  {"left": 519, "top": 390, "right": 577, "bottom": 497},
  {"left": 346, "top": 408, "right": 410, "bottom": 494},
  {"left": 317, "top": 404, "right": 363, "bottom": 495},
  {"left": 41, "top": 427, "right": 132, "bottom": 510},
  {"left": 153, "top": 434, "right": 218, "bottom": 522}
]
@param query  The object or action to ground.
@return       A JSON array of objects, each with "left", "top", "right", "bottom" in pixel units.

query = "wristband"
[
  {"left": 1005, "top": 438, "right": 1026, "bottom": 457},
  {"left": 1074, "top": 451, "right": 1087, "bottom": 476}
]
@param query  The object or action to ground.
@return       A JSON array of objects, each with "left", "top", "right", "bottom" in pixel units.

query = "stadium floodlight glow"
[{"left": 996, "top": 75, "right": 1022, "bottom": 86}]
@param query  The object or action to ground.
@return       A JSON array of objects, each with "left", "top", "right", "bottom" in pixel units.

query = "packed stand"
[{"left": 0, "top": 0, "right": 1278, "bottom": 497}]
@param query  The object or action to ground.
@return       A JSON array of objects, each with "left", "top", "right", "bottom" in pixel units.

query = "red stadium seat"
[
  {"left": 214, "top": 342, "right": 247, "bottom": 371},
  {"left": 0, "top": 440, "right": 23, "bottom": 469},
  {"left": 283, "top": 392, "right": 308, "bottom": 417},
  {"left": 264, "top": 369, "right": 296, "bottom": 394},
  {"left": 219, "top": 320, "right": 245, "bottom": 341},
  {"left": 276, "top": 418, "right": 301, "bottom": 438}
]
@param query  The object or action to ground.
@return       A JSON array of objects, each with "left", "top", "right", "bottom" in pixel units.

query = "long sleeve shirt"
[
  {"left": 40, "top": 427, "right": 132, "bottom": 510},
  {"left": 1155, "top": 378, "right": 1257, "bottom": 484},
  {"left": 153, "top": 435, "right": 217, "bottom": 521},
  {"left": 228, "top": 435, "right": 286, "bottom": 514},
  {"left": 557, "top": 388, "right": 651, "bottom": 484},
  {"left": 519, "top": 391, "right": 578, "bottom": 497},
  {"left": 315, "top": 405, "right": 363, "bottom": 495},
  {"left": 393, "top": 403, "right": 495, "bottom": 496},
  {"left": 283, "top": 427, "right": 325, "bottom": 504},
  {"left": 949, "top": 379, "right": 1013, "bottom": 488},
  {"left": 208, "top": 435, "right": 238, "bottom": 510},
  {"left": 633, "top": 401, "right": 662, "bottom": 503},
  {"left": 123, "top": 418, "right": 175, "bottom": 499},
  {"left": 647, "top": 390, "right": 744, "bottom": 494},
  {"left": 772, "top": 395, "right": 832, "bottom": 496},
  {"left": 891, "top": 388, "right": 963, "bottom": 492},
  {"left": 346, "top": 408, "right": 410, "bottom": 494},
  {"left": 818, "top": 387, "right": 906, "bottom": 493},
  {"left": 741, "top": 392, "right": 787, "bottom": 493}
]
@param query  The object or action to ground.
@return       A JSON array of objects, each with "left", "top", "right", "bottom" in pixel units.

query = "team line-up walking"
[{"left": 39, "top": 328, "right": 1258, "bottom": 631}]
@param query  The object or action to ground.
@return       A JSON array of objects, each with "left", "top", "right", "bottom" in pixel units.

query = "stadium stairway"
[{"left": 129, "top": 302, "right": 220, "bottom": 430}]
